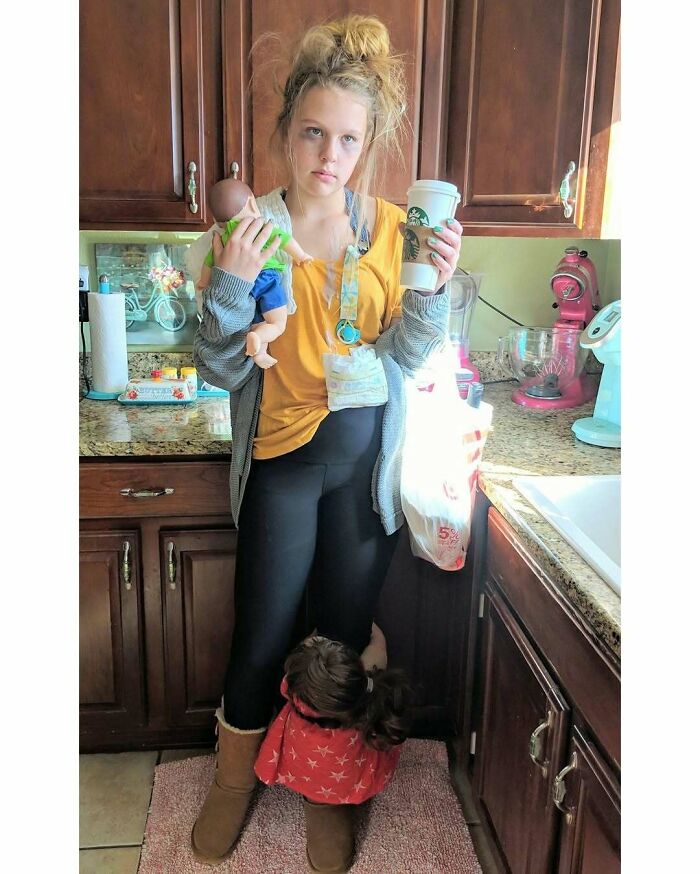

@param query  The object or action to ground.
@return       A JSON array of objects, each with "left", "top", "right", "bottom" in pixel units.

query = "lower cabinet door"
[
  {"left": 554, "top": 725, "right": 621, "bottom": 874},
  {"left": 79, "top": 530, "right": 145, "bottom": 732},
  {"left": 161, "top": 528, "right": 238, "bottom": 728},
  {"left": 474, "top": 583, "right": 570, "bottom": 874}
]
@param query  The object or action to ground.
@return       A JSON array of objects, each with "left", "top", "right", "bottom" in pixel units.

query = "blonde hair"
[{"left": 254, "top": 15, "right": 408, "bottom": 248}]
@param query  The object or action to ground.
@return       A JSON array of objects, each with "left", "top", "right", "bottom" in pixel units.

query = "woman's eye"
[
  {"left": 306, "top": 127, "right": 322, "bottom": 137},
  {"left": 343, "top": 135, "right": 357, "bottom": 144}
]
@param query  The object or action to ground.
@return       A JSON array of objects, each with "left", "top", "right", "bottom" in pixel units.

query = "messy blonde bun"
[{"left": 255, "top": 15, "right": 408, "bottom": 245}]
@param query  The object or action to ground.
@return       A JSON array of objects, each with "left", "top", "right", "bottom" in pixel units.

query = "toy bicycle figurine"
[
  {"left": 121, "top": 261, "right": 187, "bottom": 332},
  {"left": 199, "top": 178, "right": 313, "bottom": 369}
]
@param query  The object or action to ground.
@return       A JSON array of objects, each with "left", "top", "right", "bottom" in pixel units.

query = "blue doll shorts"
[{"left": 252, "top": 269, "right": 287, "bottom": 322}]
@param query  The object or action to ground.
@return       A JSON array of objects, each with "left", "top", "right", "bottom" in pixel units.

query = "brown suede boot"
[
  {"left": 303, "top": 798, "right": 355, "bottom": 873},
  {"left": 190, "top": 708, "right": 267, "bottom": 865}
]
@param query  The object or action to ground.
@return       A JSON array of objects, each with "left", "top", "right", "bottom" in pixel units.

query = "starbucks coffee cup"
[{"left": 400, "top": 180, "right": 460, "bottom": 291}]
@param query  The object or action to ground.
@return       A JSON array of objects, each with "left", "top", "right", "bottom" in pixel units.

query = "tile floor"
[
  {"left": 79, "top": 746, "right": 500, "bottom": 874},
  {"left": 79, "top": 747, "right": 212, "bottom": 874}
]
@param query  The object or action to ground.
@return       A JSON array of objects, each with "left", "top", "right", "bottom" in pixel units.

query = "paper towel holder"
[{"left": 83, "top": 288, "right": 129, "bottom": 401}]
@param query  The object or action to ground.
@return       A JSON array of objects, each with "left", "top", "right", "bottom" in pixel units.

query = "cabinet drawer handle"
[
  {"left": 529, "top": 712, "right": 551, "bottom": 774},
  {"left": 552, "top": 751, "right": 578, "bottom": 822},
  {"left": 122, "top": 540, "right": 131, "bottom": 591},
  {"left": 187, "top": 161, "right": 198, "bottom": 213},
  {"left": 120, "top": 488, "right": 174, "bottom": 499},
  {"left": 559, "top": 161, "right": 576, "bottom": 219},
  {"left": 168, "top": 541, "right": 177, "bottom": 589}
]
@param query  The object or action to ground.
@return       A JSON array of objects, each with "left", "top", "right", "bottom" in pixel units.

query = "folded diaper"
[{"left": 322, "top": 345, "right": 388, "bottom": 411}]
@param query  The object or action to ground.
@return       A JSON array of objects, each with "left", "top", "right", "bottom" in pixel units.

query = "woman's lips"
[{"left": 313, "top": 171, "right": 336, "bottom": 182}]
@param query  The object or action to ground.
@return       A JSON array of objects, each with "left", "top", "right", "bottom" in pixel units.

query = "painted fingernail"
[
  {"left": 428, "top": 236, "right": 438, "bottom": 245},
  {"left": 432, "top": 226, "right": 443, "bottom": 234},
  {"left": 430, "top": 251, "right": 439, "bottom": 260},
  {"left": 446, "top": 218, "right": 456, "bottom": 225}
]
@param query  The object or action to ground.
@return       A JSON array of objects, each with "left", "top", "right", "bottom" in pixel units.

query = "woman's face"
[{"left": 288, "top": 85, "right": 369, "bottom": 198}]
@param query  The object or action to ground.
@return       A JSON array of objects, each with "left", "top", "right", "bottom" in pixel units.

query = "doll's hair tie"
[{"left": 366, "top": 676, "right": 374, "bottom": 693}]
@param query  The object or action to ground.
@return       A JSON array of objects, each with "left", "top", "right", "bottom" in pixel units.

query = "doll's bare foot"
[
  {"left": 246, "top": 331, "right": 262, "bottom": 357},
  {"left": 253, "top": 351, "right": 278, "bottom": 369}
]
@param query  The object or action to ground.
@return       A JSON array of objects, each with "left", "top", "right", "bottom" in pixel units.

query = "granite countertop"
[
  {"left": 79, "top": 379, "right": 621, "bottom": 658},
  {"left": 477, "top": 381, "right": 620, "bottom": 659},
  {"left": 79, "top": 395, "right": 233, "bottom": 457}
]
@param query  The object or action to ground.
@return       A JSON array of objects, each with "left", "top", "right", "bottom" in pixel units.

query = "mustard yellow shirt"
[{"left": 253, "top": 197, "right": 406, "bottom": 459}]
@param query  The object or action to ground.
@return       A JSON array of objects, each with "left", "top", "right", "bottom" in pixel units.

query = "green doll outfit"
[{"left": 204, "top": 219, "right": 292, "bottom": 271}]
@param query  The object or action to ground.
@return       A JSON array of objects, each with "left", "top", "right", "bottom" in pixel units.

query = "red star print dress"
[{"left": 254, "top": 677, "right": 401, "bottom": 805}]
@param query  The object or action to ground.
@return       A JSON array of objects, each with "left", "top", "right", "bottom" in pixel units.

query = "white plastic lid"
[{"left": 408, "top": 179, "right": 459, "bottom": 195}]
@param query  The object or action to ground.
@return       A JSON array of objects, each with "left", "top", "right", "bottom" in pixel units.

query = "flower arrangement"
[{"left": 148, "top": 263, "right": 186, "bottom": 295}]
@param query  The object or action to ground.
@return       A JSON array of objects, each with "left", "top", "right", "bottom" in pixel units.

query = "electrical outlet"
[{"left": 79, "top": 290, "right": 89, "bottom": 322}]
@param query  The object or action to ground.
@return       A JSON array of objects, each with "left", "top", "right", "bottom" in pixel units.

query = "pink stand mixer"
[{"left": 499, "top": 247, "right": 602, "bottom": 409}]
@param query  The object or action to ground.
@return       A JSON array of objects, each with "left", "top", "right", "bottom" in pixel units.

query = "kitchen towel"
[{"left": 87, "top": 292, "right": 129, "bottom": 394}]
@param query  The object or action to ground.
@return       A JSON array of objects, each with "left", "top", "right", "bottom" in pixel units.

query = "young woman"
[{"left": 190, "top": 14, "right": 463, "bottom": 871}]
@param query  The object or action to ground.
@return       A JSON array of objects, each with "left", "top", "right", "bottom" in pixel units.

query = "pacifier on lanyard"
[
  {"left": 336, "top": 319, "right": 361, "bottom": 345},
  {"left": 335, "top": 244, "right": 362, "bottom": 346}
]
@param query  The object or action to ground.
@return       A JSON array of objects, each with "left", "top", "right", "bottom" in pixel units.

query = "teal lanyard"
[
  {"left": 281, "top": 188, "right": 366, "bottom": 345},
  {"left": 335, "top": 243, "right": 361, "bottom": 345}
]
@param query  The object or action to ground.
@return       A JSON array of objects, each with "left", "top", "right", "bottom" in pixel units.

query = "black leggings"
[{"left": 222, "top": 406, "right": 399, "bottom": 728}]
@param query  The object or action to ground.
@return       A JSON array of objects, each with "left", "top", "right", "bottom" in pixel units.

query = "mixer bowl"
[{"left": 499, "top": 327, "right": 589, "bottom": 398}]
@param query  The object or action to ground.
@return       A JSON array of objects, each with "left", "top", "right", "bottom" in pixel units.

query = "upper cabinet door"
[
  {"left": 223, "top": 0, "right": 426, "bottom": 205},
  {"left": 445, "top": 0, "right": 620, "bottom": 236},
  {"left": 80, "top": 0, "right": 209, "bottom": 226}
]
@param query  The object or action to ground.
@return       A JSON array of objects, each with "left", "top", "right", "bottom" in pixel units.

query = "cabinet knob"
[
  {"left": 167, "top": 541, "right": 177, "bottom": 589},
  {"left": 230, "top": 161, "right": 239, "bottom": 180},
  {"left": 122, "top": 540, "right": 132, "bottom": 591},
  {"left": 187, "top": 161, "right": 199, "bottom": 213},
  {"left": 552, "top": 751, "right": 578, "bottom": 822}
]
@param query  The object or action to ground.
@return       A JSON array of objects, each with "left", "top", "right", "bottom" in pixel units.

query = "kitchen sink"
[{"left": 511, "top": 475, "right": 621, "bottom": 595}]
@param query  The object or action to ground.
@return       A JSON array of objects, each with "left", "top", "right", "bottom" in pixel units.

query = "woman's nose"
[{"left": 320, "top": 141, "right": 339, "bottom": 164}]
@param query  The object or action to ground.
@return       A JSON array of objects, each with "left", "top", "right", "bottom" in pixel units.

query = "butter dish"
[{"left": 118, "top": 377, "right": 195, "bottom": 405}]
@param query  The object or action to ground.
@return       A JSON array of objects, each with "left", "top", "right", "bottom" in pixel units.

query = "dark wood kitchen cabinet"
[
  {"left": 160, "top": 528, "right": 238, "bottom": 729},
  {"left": 79, "top": 459, "right": 236, "bottom": 751},
  {"left": 81, "top": 1, "right": 619, "bottom": 235},
  {"left": 444, "top": 0, "right": 620, "bottom": 235},
  {"left": 555, "top": 725, "right": 621, "bottom": 874},
  {"left": 79, "top": 457, "right": 470, "bottom": 749},
  {"left": 374, "top": 524, "right": 475, "bottom": 737},
  {"left": 223, "top": 0, "right": 430, "bottom": 205},
  {"left": 454, "top": 495, "right": 621, "bottom": 874},
  {"left": 79, "top": 0, "right": 222, "bottom": 228},
  {"left": 474, "top": 584, "right": 570, "bottom": 874},
  {"left": 79, "top": 529, "right": 146, "bottom": 733}
]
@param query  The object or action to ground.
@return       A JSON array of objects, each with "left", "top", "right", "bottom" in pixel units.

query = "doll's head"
[
  {"left": 284, "top": 635, "right": 412, "bottom": 750},
  {"left": 208, "top": 178, "right": 259, "bottom": 223}
]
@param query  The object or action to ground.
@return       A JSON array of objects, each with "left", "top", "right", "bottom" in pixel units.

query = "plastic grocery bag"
[{"left": 400, "top": 351, "right": 492, "bottom": 571}]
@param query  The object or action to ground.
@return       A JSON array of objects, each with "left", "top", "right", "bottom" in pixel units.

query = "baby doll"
[{"left": 199, "top": 178, "right": 312, "bottom": 369}]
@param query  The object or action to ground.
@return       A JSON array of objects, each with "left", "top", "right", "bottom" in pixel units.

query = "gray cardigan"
[{"left": 193, "top": 265, "right": 450, "bottom": 536}]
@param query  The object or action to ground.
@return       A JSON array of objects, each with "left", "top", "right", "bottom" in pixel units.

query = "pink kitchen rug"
[{"left": 138, "top": 738, "right": 482, "bottom": 873}]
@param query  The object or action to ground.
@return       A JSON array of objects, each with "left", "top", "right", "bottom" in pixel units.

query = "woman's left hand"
[
  {"left": 430, "top": 219, "right": 464, "bottom": 289},
  {"left": 399, "top": 219, "right": 464, "bottom": 292}
]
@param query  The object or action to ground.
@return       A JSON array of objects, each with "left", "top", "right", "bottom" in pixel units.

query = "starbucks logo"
[
  {"left": 402, "top": 228, "right": 420, "bottom": 262},
  {"left": 407, "top": 206, "right": 430, "bottom": 226}
]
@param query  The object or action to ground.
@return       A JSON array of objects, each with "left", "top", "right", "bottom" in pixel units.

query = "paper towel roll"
[{"left": 88, "top": 292, "right": 129, "bottom": 393}]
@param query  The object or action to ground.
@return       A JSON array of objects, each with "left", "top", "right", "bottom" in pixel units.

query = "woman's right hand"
[{"left": 211, "top": 217, "right": 283, "bottom": 283}]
